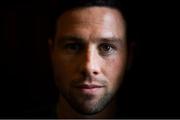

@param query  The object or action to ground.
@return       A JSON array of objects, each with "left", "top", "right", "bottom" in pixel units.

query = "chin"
[{"left": 68, "top": 92, "right": 113, "bottom": 115}]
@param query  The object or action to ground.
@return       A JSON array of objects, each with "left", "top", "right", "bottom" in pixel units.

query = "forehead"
[{"left": 56, "top": 7, "right": 126, "bottom": 40}]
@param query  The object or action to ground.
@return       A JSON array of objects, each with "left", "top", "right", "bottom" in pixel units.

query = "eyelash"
[
  {"left": 98, "top": 43, "right": 116, "bottom": 55},
  {"left": 63, "top": 42, "right": 116, "bottom": 56}
]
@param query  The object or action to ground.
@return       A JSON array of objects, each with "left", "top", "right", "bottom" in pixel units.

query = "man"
[{"left": 48, "top": 0, "right": 133, "bottom": 118}]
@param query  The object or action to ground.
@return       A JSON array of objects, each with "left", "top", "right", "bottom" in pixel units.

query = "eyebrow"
[
  {"left": 57, "top": 35, "right": 125, "bottom": 45},
  {"left": 57, "top": 36, "right": 84, "bottom": 43},
  {"left": 99, "top": 37, "right": 124, "bottom": 46}
]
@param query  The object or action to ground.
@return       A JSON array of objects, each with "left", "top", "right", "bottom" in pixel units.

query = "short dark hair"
[{"left": 48, "top": 0, "right": 133, "bottom": 43}]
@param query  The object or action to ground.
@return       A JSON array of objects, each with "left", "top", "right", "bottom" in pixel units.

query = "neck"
[{"left": 56, "top": 95, "right": 118, "bottom": 119}]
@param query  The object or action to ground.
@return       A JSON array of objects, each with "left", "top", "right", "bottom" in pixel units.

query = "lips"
[
  {"left": 76, "top": 84, "right": 104, "bottom": 89},
  {"left": 74, "top": 84, "right": 104, "bottom": 94}
]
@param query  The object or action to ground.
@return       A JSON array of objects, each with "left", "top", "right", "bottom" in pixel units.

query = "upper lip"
[{"left": 75, "top": 84, "right": 104, "bottom": 89}]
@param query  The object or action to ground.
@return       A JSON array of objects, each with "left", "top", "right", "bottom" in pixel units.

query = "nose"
[{"left": 80, "top": 46, "right": 101, "bottom": 78}]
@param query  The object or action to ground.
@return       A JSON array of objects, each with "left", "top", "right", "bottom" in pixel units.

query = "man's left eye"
[{"left": 99, "top": 43, "right": 115, "bottom": 55}]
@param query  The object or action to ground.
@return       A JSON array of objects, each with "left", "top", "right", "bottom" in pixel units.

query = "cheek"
[
  {"left": 104, "top": 55, "right": 126, "bottom": 90},
  {"left": 52, "top": 53, "right": 77, "bottom": 86}
]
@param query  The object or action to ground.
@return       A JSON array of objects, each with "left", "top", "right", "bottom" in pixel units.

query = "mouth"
[{"left": 75, "top": 84, "right": 104, "bottom": 94}]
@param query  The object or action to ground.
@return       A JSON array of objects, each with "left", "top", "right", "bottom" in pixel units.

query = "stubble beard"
[{"left": 60, "top": 86, "right": 116, "bottom": 115}]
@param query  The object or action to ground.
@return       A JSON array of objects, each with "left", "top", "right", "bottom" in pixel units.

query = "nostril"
[{"left": 93, "top": 71, "right": 98, "bottom": 75}]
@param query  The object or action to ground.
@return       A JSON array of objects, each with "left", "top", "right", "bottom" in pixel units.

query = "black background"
[{"left": 1, "top": 0, "right": 179, "bottom": 118}]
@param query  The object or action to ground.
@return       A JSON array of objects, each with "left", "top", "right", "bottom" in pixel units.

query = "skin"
[{"left": 49, "top": 6, "right": 127, "bottom": 118}]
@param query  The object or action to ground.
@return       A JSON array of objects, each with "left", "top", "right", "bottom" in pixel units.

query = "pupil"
[{"left": 103, "top": 45, "right": 110, "bottom": 51}]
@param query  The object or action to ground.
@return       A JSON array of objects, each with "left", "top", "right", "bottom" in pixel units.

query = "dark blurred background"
[{"left": 1, "top": 0, "right": 179, "bottom": 118}]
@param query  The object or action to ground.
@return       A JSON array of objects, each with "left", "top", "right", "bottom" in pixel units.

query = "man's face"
[{"left": 50, "top": 7, "right": 127, "bottom": 115}]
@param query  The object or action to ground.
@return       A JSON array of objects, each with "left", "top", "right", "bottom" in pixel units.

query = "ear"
[
  {"left": 48, "top": 38, "right": 54, "bottom": 59},
  {"left": 127, "top": 41, "right": 136, "bottom": 71},
  {"left": 48, "top": 39, "right": 58, "bottom": 86},
  {"left": 48, "top": 38, "right": 53, "bottom": 54}
]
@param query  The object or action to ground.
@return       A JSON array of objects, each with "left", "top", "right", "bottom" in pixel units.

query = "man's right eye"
[{"left": 64, "top": 43, "right": 82, "bottom": 53}]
